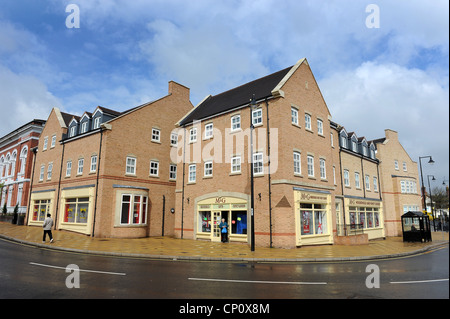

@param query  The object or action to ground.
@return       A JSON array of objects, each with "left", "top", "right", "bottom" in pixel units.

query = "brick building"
[
  {"left": 174, "top": 58, "right": 344, "bottom": 248},
  {"left": 0, "top": 120, "right": 45, "bottom": 217},
  {"left": 20, "top": 57, "right": 420, "bottom": 249},
  {"left": 333, "top": 123, "right": 384, "bottom": 242},
  {"left": 372, "top": 129, "right": 421, "bottom": 236},
  {"left": 26, "top": 81, "right": 193, "bottom": 238}
]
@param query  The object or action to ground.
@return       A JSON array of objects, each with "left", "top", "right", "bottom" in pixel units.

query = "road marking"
[
  {"left": 188, "top": 277, "right": 327, "bottom": 285},
  {"left": 29, "top": 262, "right": 126, "bottom": 276},
  {"left": 390, "top": 278, "right": 448, "bottom": 284}
]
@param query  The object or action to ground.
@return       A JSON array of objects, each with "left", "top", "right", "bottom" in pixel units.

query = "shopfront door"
[{"left": 212, "top": 211, "right": 222, "bottom": 242}]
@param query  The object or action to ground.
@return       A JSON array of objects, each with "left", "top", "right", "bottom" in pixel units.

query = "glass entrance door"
[{"left": 212, "top": 211, "right": 222, "bottom": 242}]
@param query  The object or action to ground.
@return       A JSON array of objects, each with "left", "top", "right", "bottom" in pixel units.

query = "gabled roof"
[
  {"left": 60, "top": 111, "right": 77, "bottom": 127},
  {"left": 68, "top": 116, "right": 81, "bottom": 126},
  {"left": 94, "top": 106, "right": 122, "bottom": 117},
  {"left": 179, "top": 64, "right": 295, "bottom": 126},
  {"left": 80, "top": 112, "right": 92, "bottom": 122}
]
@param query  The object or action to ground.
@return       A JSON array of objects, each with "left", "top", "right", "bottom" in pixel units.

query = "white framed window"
[
  {"left": 77, "top": 158, "right": 84, "bottom": 175},
  {"left": 39, "top": 165, "right": 45, "bottom": 181},
  {"left": 204, "top": 161, "right": 213, "bottom": 177},
  {"left": 231, "top": 156, "right": 241, "bottom": 173},
  {"left": 319, "top": 158, "right": 326, "bottom": 179},
  {"left": 90, "top": 155, "right": 97, "bottom": 173},
  {"left": 47, "top": 163, "right": 53, "bottom": 180},
  {"left": 93, "top": 117, "right": 101, "bottom": 129},
  {"left": 305, "top": 114, "right": 311, "bottom": 130},
  {"left": 355, "top": 172, "right": 361, "bottom": 188},
  {"left": 373, "top": 177, "right": 378, "bottom": 192},
  {"left": 189, "top": 128, "right": 197, "bottom": 143},
  {"left": 394, "top": 160, "right": 399, "bottom": 170},
  {"left": 81, "top": 122, "right": 88, "bottom": 133},
  {"left": 252, "top": 108, "right": 262, "bottom": 126},
  {"left": 169, "top": 164, "right": 177, "bottom": 180},
  {"left": 291, "top": 107, "right": 298, "bottom": 125},
  {"left": 63, "top": 197, "right": 90, "bottom": 224},
  {"left": 120, "top": 194, "right": 148, "bottom": 225},
  {"left": 333, "top": 166, "right": 336, "bottom": 185},
  {"left": 51, "top": 135, "right": 56, "bottom": 148},
  {"left": 70, "top": 126, "right": 76, "bottom": 137},
  {"left": 365, "top": 175, "right": 370, "bottom": 190},
  {"left": 253, "top": 152, "right": 264, "bottom": 175},
  {"left": 344, "top": 170, "right": 350, "bottom": 186},
  {"left": 352, "top": 139, "right": 358, "bottom": 152},
  {"left": 170, "top": 132, "right": 178, "bottom": 146},
  {"left": 231, "top": 115, "right": 241, "bottom": 131},
  {"left": 400, "top": 180, "right": 417, "bottom": 194},
  {"left": 330, "top": 132, "right": 334, "bottom": 147},
  {"left": 43, "top": 137, "right": 48, "bottom": 151},
  {"left": 403, "top": 162, "right": 407, "bottom": 172},
  {"left": 66, "top": 161, "right": 72, "bottom": 177},
  {"left": 204, "top": 123, "right": 213, "bottom": 139},
  {"left": 189, "top": 164, "right": 196, "bottom": 183},
  {"left": 151, "top": 128, "right": 161, "bottom": 142},
  {"left": 317, "top": 119, "right": 323, "bottom": 135},
  {"left": 149, "top": 160, "right": 159, "bottom": 177},
  {"left": 307, "top": 155, "right": 314, "bottom": 177},
  {"left": 126, "top": 157, "right": 136, "bottom": 175},
  {"left": 341, "top": 135, "right": 347, "bottom": 148},
  {"left": 293, "top": 151, "right": 301, "bottom": 175}
]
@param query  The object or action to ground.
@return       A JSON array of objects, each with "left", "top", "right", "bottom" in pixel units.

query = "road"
[{"left": 0, "top": 237, "right": 448, "bottom": 302}]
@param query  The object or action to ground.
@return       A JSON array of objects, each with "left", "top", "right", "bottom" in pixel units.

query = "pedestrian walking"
[
  {"left": 42, "top": 213, "right": 54, "bottom": 243},
  {"left": 219, "top": 218, "right": 228, "bottom": 243}
]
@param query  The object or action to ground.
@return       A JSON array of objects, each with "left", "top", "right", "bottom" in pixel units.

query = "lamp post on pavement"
[
  {"left": 427, "top": 175, "right": 436, "bottom": 231},
  {"left": 249, "top": 94, "right": 256, "bottom": 252},
  {"left": 419, "top": 156, "right": 435, "bottom": 212}
]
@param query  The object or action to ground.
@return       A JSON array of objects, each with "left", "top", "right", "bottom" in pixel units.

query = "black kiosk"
[{"left": 401, "top": 211, "right": 432, "bottom": 242}]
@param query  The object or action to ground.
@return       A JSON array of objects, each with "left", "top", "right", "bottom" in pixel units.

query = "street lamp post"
[
  {"left": 249, "top": 95, "right": 256, "bottom": 252},
  {"left": 419, "top": 156, "right": 435, "bottom": 212},
  {"left": 427, "top": 175, "right": 436, "bottom": 231}
]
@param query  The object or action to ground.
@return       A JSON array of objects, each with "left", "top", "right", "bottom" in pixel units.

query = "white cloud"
[
  {"left": 0, "top": 65, "right": 62, "bottom": 135},
  {"left": 320, "top": 61, "right": 449, "bottom": 178}
]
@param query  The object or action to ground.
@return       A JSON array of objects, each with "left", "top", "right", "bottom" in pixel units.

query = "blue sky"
[{"left": 0, "top": 0, "right": 448, "bottom": 184}]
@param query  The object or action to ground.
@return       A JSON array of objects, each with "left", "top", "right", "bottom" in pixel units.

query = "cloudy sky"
[{"left": 0, "top": 0, "right": 448, "bottom": 184}]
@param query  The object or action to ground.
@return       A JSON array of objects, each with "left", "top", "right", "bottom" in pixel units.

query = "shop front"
[
  {"left": 344, "top": 196, "right": 385, "bottom": 240},
  {"left": 58, "top": 185, "right": 96, "bottom": 235},
  {"left": 28, "top": 189, "right": 56, "bottom": 226},
  {"left": 293, "top": 187, "right": 333, "bottom": 246},
  {"left": 195, "top": 195, "right": 249, "bottom": 243}
]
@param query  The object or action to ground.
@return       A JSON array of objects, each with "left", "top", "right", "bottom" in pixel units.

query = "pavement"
[{"left": 0, "top": 222, "right": 448, "bottom": 262}]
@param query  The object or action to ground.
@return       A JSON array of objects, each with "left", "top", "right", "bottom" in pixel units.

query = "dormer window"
[
  {"left": 340, "top": 135, "right": 347, "bottom": 148},
  {"left": 81, "top": 122, "right": 88, "bottom": 134},
  {"left": 351, "top": 137, "right": 358, "bottom": 152},
  {"left": 70, "top": 126, "right": 76, "bottom": 137},
  {"left": 370, "top": 145, "right": 376, "bottom": 159},
  {"left": 93, "top": 117, "right": 101, "bottom": 129}
]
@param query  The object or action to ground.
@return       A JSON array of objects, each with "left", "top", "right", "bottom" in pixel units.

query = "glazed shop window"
[
  {"left": 231, "top": 211, "right": 247, "bottom": 235},
  {"left": 64, "top": 197, "right": 89, "bottom": 224},
  {"left": 120, "top": 195, "right": 148, "bottom": 225},
  {"left": 32, "top": 199, "right": 50, "bottom": 221},
  {"left": 349, "top": 207, "right": 380, "bottom": 229},
  {"left": 300, "top": 203, "right": 327, "bottom": 235},
  {"left": 198, "top": 211, "right": 211, "bottom": 233}
]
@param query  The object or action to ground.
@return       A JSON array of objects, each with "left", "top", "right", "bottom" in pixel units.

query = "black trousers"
[
  {"left": 43, "top": 230, "right": 53, "bottom": 241},
  {"left": 221, "top": 231, "right": 228, "bottom": 242}
]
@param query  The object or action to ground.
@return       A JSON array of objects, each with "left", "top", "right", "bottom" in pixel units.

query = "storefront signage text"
[{"left": 349, "top": 199, "right": 380, "bottom": 207}]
